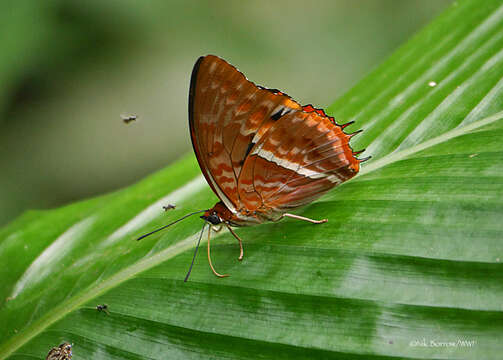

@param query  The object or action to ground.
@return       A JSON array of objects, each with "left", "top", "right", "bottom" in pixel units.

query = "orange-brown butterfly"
[{"left": 138, "top": 55, "right": 368, "bottom": 281}]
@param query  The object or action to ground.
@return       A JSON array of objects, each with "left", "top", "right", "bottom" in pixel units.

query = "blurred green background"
[{"left": 0, "top": 0, "right": 451, "bottom": 226}]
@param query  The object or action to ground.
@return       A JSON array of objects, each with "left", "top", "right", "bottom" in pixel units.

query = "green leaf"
[{"left": 1, "top": 0, "right": 502, "bottom": 359}]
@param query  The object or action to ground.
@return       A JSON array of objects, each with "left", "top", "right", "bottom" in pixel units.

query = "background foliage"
[
  {"left": 0, "top": 0, "right": 449, "bottom": 226},
  {"left": 1, "top": 0, "right": 502, "bottom": 359}
]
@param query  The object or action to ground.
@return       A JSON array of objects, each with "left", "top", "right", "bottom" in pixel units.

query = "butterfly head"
[
  {"left": 200, "top": 211, "right": 221, "bottom": 225},
  {"left": 201, "top": 201, "right": 235, "bottom": 225}
]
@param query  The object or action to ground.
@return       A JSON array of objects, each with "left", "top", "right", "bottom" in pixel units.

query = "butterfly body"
[{"left": 191, "top": 55, "right": 363, "bottom": 228}]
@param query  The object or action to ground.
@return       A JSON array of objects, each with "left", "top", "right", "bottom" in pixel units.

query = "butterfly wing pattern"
[
  {"left": 239, "top": 107, "right": 360, "bottom": 217},
  {"left": 189, "top": 55, "right": 364, "bottom": 226}
]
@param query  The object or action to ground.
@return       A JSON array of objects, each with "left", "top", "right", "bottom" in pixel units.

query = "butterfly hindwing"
[{"left": 238, "top": 110, "right": 360, "bottom": 214}]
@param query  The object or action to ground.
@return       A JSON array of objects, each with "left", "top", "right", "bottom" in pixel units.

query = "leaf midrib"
[{"left": 358, "top": 110, "right": 503, "bottom": 177}]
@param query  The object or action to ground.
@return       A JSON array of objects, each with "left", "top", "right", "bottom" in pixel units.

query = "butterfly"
[
  {"left": 45, "top": 343, "right": 72, "bottom": 360},
  {"left": 138, "top": 55, "right": 368, "bottom": 281}
]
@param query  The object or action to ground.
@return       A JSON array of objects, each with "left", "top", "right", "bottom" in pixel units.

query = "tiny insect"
[
  {"left": 138, "top": 55, "right": 369, "bottom": 281},
  {"left": 163, "top": 204, "right": 176, "bottom": 211},
  {"left": 45, "top": 342, "right": 72, "bottom": 360},
  {"left": 96, "top": 304, "right": 110, "bottom": 315},
  {"left": 121, "top": 114, "right": 138, "bottom": 124}
]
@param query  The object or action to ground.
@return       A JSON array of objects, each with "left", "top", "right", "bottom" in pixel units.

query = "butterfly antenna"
[
  {"left": 184, "top": 222, "right": 207, "bottom": 282},
  {"left": 136, "top": 209, "right": 207, "bottom": 241}
]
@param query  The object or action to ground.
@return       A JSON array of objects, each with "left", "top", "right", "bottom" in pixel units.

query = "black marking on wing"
[
  {"left": 271, "top": 109, "right": 283, "bottom": 121},
  {"left": 271, "top": 107, "right": 291, "bottom": 121},
  {"left": 244, "top": 141, "right": 255, "bottom": 158}
]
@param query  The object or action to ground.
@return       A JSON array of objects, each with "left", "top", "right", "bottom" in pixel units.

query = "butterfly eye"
[{"left": 206, "top": 214, "right": 221, "bottom": 225}]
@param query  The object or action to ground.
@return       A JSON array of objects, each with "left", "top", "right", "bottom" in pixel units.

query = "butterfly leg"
[
  {"left": 207, "top": 226, "right": 229, "bottom": 278},
  {"left": 225, "top": 224, "right": 244, "bottom": 261},
  {"left": 281, "top": 213, "right": 327, "bottom": 224}
]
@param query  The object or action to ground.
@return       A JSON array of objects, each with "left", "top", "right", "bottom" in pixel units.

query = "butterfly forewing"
[{"left": 189, "top": 55, "right": 302, "bottom": 212}]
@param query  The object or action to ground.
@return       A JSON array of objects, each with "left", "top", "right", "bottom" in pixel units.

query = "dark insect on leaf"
[
  {"left": 96, "top": 304, "right": 110, "bottom": 315},
  {"left": 163, "top": 204, "right": 176, "bottom": 211},
  {"left": 121, "top": 114, "right": 138, "bottom": 124},
  {"left": 45, "top": 343, "right": 72, "bottom": 360}
]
